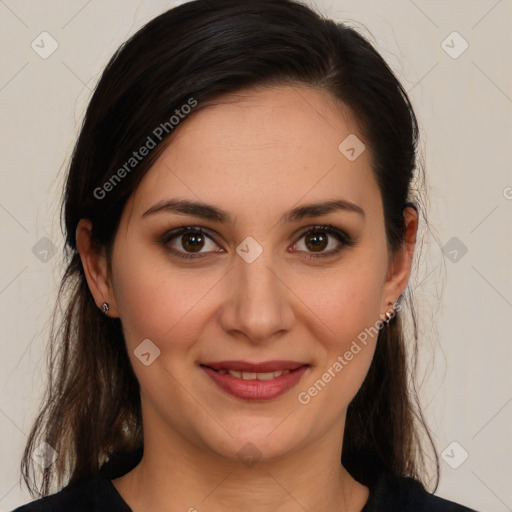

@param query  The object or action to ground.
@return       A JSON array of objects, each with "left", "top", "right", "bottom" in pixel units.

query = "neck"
[{"left": 112, "top": 421, "right": 369, "bottom": 512}]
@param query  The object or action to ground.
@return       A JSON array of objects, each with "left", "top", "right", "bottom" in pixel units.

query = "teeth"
[
  {"left": 254, "top": 371, "right": 276, "bottom": 381},
  {"left": 215, "top": 369, "right": 291, "bottom": 380}
]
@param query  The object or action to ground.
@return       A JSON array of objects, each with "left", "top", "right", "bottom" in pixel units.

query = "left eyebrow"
[
  {"left": 141, "top": 198, "right": 365, "bottom": 223},
  {"left": 282, "top": 199, "right": 365, "bottom": 222}
]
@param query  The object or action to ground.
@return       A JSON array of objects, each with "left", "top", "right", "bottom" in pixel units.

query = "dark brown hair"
[{"left": 21, "top": 0, "right": 439, "bottom": 497}]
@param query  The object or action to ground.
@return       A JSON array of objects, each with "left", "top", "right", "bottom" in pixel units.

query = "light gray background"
[{"left": 1, "top": 1, "right": 511, "bottom": 511}]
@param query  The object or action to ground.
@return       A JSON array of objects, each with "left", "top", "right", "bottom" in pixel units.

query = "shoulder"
[
  {"left": 11, "top": 449, "right": 142, "bottom": 512},
  {"left": 9, "top": 475, "right": 129, "bottom": 512},
  {"left": 365, "top": 472, "right": 480, "bottom": 512}
]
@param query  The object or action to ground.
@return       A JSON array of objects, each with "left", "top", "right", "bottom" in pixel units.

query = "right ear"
[{"left": 75, "top": 219, "right": 119, "bottom": 317}]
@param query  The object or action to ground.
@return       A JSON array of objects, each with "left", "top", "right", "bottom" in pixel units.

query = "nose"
[{"left": 219, "top": 248, "right": 295, "bottom": 344}]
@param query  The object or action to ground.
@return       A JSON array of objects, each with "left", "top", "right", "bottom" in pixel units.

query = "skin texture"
[{"left": 77, "top": 85, "right": 418, "bottom": 512}]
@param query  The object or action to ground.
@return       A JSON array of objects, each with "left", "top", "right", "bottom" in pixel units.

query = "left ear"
[{"left": 381, "top": 205, "right": 418, "bottom": 307}]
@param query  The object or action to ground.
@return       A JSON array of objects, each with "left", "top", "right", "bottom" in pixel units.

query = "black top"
[{"left": 12, "top": 448, "right": 479, "bottom": 511}]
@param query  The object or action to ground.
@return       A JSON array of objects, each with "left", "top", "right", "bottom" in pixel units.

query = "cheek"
[
  {"left": 111, "top": 245, "right": 220, "bottom": 355},
  {"left": 298, "top": 263, "right": 385, "bottom": 344},
  {"left": 293, "top": 263, "right": 385, "bottom": 407}
]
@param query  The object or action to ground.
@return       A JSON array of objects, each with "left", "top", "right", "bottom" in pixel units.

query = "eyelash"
[{"left": 159, "top": 224, "right": 355, "bottom": 260}]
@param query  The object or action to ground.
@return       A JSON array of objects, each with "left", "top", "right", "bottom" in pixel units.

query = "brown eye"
[
  {"left": 292, "top": 225, "right": 354, "bottom": 260},
  {"left": 304, "top": 232, "right": 328, "bottom": 252},
  {"left": 160, "top": 226, "right": 222, "bottom": 259},
  {"left": 159, "top": 224, "right": 354, "bottom": 261},
  {"left": 181, "top": 231, "right": 206, "bottom": 252}
]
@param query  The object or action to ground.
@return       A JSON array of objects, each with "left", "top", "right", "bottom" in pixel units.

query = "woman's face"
[{"left": 84, "top": 85, "right": 414, "bottom": 464}]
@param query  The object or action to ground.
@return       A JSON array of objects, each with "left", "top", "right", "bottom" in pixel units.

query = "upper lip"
[{"left": 201, "top": 360, "right": 308, "bottom": 373}]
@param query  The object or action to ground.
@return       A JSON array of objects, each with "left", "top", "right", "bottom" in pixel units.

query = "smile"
[{"left": 200, "top": 361, "right": 310, "bottom": 400}]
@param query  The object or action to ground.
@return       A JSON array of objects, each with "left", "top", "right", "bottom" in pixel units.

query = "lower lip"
[{"left": 201, "top": 365, "right": 309, "bottom": 400}]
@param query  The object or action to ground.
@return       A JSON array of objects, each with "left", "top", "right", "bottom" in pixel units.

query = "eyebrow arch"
[{"left": 142, "top": 198, "right": 365, "bottom": 223}]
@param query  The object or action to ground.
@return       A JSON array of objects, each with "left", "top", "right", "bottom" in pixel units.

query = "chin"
[{"left": 197, "top": 417, "right": 309, "bottom": 465}]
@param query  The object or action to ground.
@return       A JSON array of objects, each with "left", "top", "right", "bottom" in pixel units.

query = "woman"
[{"left": 14, "top": 0, "right": 479, "bottom": 510}]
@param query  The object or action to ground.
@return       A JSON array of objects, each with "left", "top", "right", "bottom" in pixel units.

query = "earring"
[
  {"left": 384, "top": 302, "right": 394, "bottom": 326},
  {"left": 101, "top": 302, "right": 110, "bottom": 316}
]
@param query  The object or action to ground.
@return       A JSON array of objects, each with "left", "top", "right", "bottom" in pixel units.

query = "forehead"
[{"left": 128, "top": 86, "right": 380, "bottom": 221}]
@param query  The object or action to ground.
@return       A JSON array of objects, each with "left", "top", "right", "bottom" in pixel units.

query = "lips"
[{"left": 200, "top": 360, "right": 310, "bottom": 400}]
